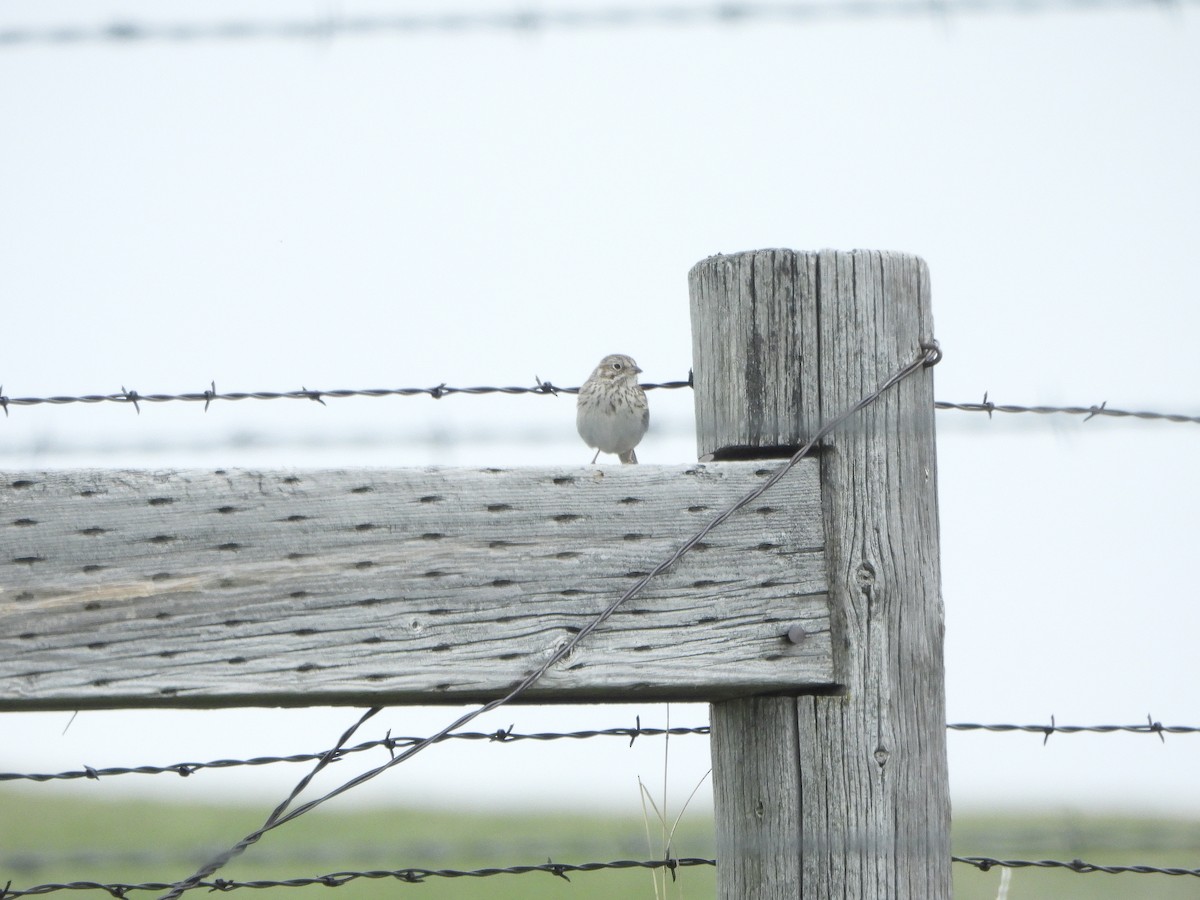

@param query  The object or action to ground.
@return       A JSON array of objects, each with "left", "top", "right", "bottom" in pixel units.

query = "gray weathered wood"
[
  {"left": 692, "top": 249, "right": 950, "bottom": 899},
  {"left": 709, "top": 696, "right": 802, "bottom": 888},
  {"left": 1, "top": 463, "right": 832, "bottom": 710}
]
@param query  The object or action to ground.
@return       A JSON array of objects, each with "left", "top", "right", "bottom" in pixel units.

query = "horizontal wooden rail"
[{"left": 1, "top": 463, "right": 831, "bottom": 710}]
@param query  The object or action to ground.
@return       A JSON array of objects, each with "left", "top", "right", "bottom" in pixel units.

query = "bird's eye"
[{"left": 612, "top": 362, "right": 622, "bottom": 370}]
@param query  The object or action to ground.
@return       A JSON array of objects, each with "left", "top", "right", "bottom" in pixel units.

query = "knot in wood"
[{"left": 855, "top": 561, "right": 876, "bottom": 589}]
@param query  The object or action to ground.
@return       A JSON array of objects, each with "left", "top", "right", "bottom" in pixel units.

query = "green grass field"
[{"left": 3, "top": 789, "right": 1198, "bottom": 899}]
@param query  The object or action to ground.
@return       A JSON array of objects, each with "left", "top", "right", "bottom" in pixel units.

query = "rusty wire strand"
[
  {"left": 5, "top": 715, "right": 1197, "bottom": 784},
  {"left": 0, "top": 724, "right": 711, "bottom": 783},
  {"left": 147, "top": 343, "right": 940, "bottom": 900}
]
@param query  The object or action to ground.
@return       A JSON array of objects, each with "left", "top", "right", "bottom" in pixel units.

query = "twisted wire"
[
  {"left": 0, "top": 724, "right": 710, "bottom": 783},
  {"left": 2, "top": 381, "right": 1196, "bottom": 428},
  {"left": 0, "top": 0, "right": 1194, "bottom": 48},
  {"left": 935, "top": 394, "right": 1200, "bottom": 425},
  {"left": 148, "top": 343, "right": 940, "bottom": 900},
  {"left": 4, "top": 720, "right": 1190, "bottom": 782},
  {"left": 0, "top": 378, "right": 691, "bottom": 416},
  {"left": 7, "top": 854, "right": 1200, "bottom": 898},
  {"left": 952, "top": 856, "right": 1200, "bottom": 877},
  {"left": 0, "top": 858, "right": 718, "bottom": 897},
  {"left": 949, "top": 714, "right": 1198, "bottom": 745},
  {"left": 6, "top": 715, "right": 1193, "bottom": 784}
]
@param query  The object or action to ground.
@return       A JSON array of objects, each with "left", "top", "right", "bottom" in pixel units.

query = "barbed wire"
[
  {"left": 952, "top": 856, "right": 1200, "bottom": 877},
  {"left": 5, "top": 715, "right": 1197, "bottom": 784},
  {"left": 2, "top": 380, "right": 1197, "bottom": 427},
  {"left": 948, "top": 714, "right": 1199, "bottom": 744},
  {"left": 0, "top": 858, "right": 718, "bottom": 898},
  {"left": 7, "top": 853, "right": 1200, "bottom": 898},
  {"left": 0, "top": 723, "right": 711, "bottom": 783},
  {"left": 0, "top": 0, "right": 1194, "bottom": 49},
  {"left": 144, "top": 343, "right": 940, "bottom": 900},
  {"left": 0, "top": 378, "right": 691, "bottom": 415},
  {"left": 935, "top": 393, "right": 1200, "bottom": 425},
  {"left": 3, "top": 345, "right": 1196, "bottom": 894}
]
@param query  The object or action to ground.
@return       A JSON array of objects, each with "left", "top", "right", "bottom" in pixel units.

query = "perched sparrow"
[{"left": 576, "top": 353, "right": 649, "bottom": 464}]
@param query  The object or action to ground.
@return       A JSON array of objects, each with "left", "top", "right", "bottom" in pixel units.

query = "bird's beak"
[{"left": 634, "top": 365, "right": 643, "bottom": 375}]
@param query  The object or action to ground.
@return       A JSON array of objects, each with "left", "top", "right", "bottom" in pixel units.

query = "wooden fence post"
[{"left": 690, "top": 249, "right": 949, "bottom": 898}]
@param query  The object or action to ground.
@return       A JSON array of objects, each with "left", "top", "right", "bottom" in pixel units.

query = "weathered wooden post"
[{"left": 691, "top": 249, "right": 949, "bottom": 898}]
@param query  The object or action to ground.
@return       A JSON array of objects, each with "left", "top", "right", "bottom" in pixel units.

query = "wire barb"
[
  {"left": 532, "top": 375, "right": 558, "bottom": 396},
  {"left": 1147, "top": 713, "right": 1166, "bottom": 744}
]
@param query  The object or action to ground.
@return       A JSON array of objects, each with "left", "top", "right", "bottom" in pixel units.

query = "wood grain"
[
  {"left": 692, "top": 249, "right": 950, "bottom": 899},
  {"left": 1, "top": 463, "right": 832, "bottom": 710}
]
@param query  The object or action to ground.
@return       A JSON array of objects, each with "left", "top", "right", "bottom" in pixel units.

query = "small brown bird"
[{"left": 576, "top": 353, "right": 650, "bottom": 464}]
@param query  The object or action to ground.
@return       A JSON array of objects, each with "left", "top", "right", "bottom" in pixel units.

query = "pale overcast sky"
[{"left": 2, "top": 0, "right": 1198, "bottom": 828}]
